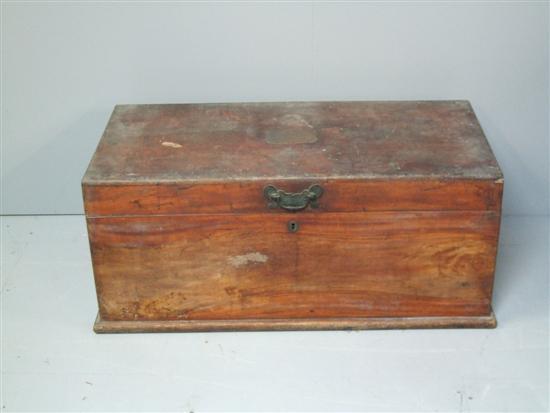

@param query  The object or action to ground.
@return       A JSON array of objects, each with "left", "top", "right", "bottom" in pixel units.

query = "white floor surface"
[{"left": 1, "top": 215, "right": 548, "bottom": 412}]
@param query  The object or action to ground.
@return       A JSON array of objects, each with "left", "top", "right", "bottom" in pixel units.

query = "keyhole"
[{"left": 288, "top": 220, "right": 299, "bottom": 233}]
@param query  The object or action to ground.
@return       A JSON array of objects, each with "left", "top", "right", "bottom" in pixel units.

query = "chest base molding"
[{"left": 93, "top": 310, "right": 496, "bottom": 333}]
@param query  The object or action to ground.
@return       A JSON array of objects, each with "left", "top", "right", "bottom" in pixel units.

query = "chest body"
[{"left": 83, "top": 101, "right": 503, "bottom": 332}]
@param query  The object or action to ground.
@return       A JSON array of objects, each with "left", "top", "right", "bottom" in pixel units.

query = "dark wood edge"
[
  {"left": 93, "top": 310, "right": 497, "bottom": 333},
  {"left": 82, "top": 176, "right": 504, "bottom": 186}
]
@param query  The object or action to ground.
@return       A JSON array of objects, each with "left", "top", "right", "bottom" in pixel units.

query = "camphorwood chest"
[{"left": 83, "top": 101, "right": 503, "bottom": 333}]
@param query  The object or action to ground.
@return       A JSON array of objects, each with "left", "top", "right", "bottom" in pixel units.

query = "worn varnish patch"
[
  {"left": 265, "top": 114, "right": 318, "bottom": 144},
  {"left": 161, "top": 141, "right": 182, "bottom": 148},
  {"left": 228, "top": 252, "right": 268, "bottom": 267}
]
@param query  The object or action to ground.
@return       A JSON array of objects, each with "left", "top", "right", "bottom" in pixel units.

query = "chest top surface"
[{"left": 82, "top": 101, "right": 502, "bottom": 184}]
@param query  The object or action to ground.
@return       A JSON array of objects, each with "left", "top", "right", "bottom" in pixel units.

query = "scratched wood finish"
[{"left": 88, "top": 211, "right": 500, "bottom": 321}]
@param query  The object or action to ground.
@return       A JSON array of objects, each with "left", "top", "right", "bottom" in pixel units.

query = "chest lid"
[{"left": 82, "top": 101, "right": 503, "bottom": 217}]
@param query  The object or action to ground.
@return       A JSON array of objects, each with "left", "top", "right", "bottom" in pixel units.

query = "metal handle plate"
[{"left": 263, "top": 184, "right": 323, "bottom": 212}]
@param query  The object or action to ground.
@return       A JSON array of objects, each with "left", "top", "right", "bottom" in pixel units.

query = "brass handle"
[{"left": 264, "top": 184, "right": 323, "bottom": 211}]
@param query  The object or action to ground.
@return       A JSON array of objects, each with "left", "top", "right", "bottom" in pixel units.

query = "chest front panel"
[{"left": 88, "top": 210, "right": 499, "bottom": 321}]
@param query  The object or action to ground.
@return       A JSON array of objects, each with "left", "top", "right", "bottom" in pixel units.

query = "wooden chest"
[{"left": 83, "top": 101, "right": 503, "bottom": 333}]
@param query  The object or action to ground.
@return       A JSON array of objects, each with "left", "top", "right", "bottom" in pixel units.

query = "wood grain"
[
  {"left": 88, "top": 210, "right": 500, "bottom": 322},
  {"left": 83, "top": 179, "right": 503, "bottom": 217}
]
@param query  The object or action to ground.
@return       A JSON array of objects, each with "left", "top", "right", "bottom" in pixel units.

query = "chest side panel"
[{"left": 88, "top": 210, "right": 500, "bottom": 321}]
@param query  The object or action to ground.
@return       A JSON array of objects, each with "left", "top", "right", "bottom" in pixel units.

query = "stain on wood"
[{"left": 82, "top": 100, "right": 503, "bottom": 333}]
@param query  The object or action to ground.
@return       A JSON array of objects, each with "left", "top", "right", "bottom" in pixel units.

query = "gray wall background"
[{"left": 1, "top": 1, "right": 548, "bottom": 216}]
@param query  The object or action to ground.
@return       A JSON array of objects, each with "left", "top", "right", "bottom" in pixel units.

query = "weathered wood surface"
[
  {"left": 88, "top": 211, "right": 500, "bottom": 322},
  {"left": 93, "top": 312, "right": 497, "bottom": 333},
  {"left": 82, "top": 101, "right": 502, "bottom": 186}
]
